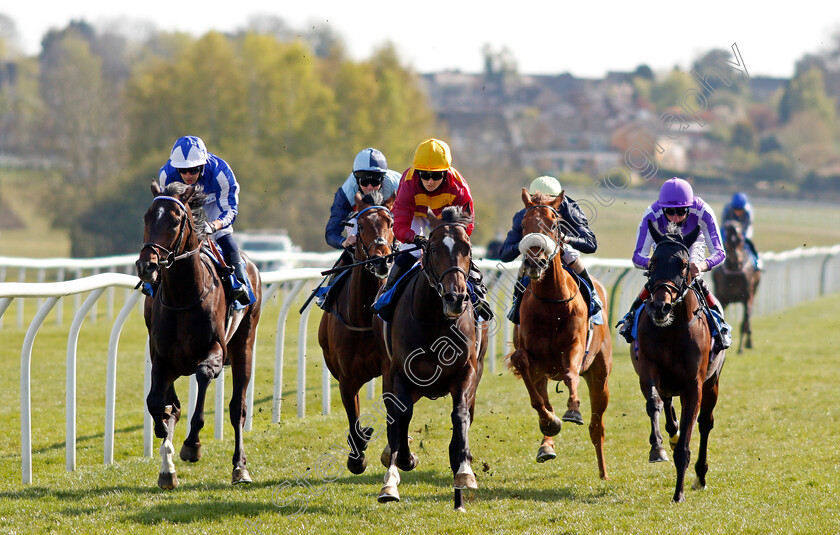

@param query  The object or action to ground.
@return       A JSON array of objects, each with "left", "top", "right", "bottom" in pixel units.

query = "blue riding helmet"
[{"left": 731, "top": 192, "right": 749, "bottom": 209}]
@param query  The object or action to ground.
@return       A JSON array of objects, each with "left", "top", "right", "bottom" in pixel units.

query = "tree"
[
  {"left": 778, "top": 67, "right": 836, "bottom": 127},
  {"left": 730, "top": 121, "right": 757, "bottom": 151}
]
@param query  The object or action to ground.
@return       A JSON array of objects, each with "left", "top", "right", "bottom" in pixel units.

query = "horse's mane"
[
  {"left": 161, "top": 183, "right": 209, "bottom": 237},
  {"left": 439, "top": 206, "right": 473, "bottom": 226},
  {"left": 530, "top": 193, "right": 555, "bottom": 206}
]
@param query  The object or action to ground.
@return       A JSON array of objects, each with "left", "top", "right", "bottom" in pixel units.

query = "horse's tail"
[{"left": 503, "top": 351, "right": 522, "bottom": 378}]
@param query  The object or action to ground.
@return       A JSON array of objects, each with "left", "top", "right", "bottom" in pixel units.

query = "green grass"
[{"left": 1, "top": 292, "right": 839, "bottom": 534}]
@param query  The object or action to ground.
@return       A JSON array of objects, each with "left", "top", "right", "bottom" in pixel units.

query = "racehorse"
[
  {"left": 374, "top": 205, "right": 488, "bottom": 511},
  {"left": 136, "top": 181, "right": 262, "bottom": 489},
  {"left": 506, "top": 189, "right": 612, "bottom": 479},
  {"left": 713, "top": 220, "right": 761, "bottom": 353},
  {"left": 631, "top": 220, "right": 725, "bottom": 502},
  {"left": 319, "top": 191, "right": 396, "bottom": 475}
]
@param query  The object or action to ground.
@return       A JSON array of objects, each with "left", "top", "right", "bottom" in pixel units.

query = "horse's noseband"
[
  {"left": 354, "top": 206, "right": 397, "bottom": 270},
  {"left": 521, "top": 204, "right": 564, "bottom": 264}
]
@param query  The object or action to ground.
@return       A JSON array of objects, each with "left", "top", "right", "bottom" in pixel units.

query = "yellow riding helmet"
[
  {"left": 528, "top": 176, "right": 563, "bottom": 197},
  {"left": 413, "top": 138, "right": 452, "bottom": 171}
]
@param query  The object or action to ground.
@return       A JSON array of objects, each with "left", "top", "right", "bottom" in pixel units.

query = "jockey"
[
  {"left": 325, "top": 147, "right": 401, "bottom": 269},
  {"left": 616, "top": 177, "right": 732, "bottom": 353},
  {"left": 499, "top": 176, "right": 602, "bottom": 323},
  {"left": 721, "top": 192, "right": 762, "bottom": 270},
  {"left": 381, "top": 138, "right": 490, "bottom": 318},
  {"left": 157, "top": 135, "right": 254, "bottom": 307}
]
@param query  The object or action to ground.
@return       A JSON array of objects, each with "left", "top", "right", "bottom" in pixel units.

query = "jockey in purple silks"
[{"left": 616, "top": 177, "right": 732, "bottom": 353}]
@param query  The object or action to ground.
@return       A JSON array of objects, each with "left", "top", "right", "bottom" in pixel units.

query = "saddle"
[
  {"left": 372, "top": 263, "right": 422, "bottom": 322},
  {"left": 315, "top": 269, "right": 351, "bottom": 312},
  {"left": 200, "top": 242, "right": 249, "bottom": 311}
]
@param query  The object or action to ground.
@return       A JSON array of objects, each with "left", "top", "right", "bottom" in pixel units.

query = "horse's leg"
[
  {"left": 583, "top": 361, "right": 610, "bottom": 480},
  {"left": 339, "top": 379, "right": 370, "bottom": 475},
  {"left": 744, "top": 294, "right": 754, "bottom": 350},
  {"left": 664, "top": 397, "right": 680, "bottom": 451},
  {"left": 510, "top": 349, "right": 562, "bottom": 437},
  {"left": 147, "top": 363, "right": 180, "bottom": 489},
  {"left": 561, "top": 350, "right": 585, "bottom": 426},
  {"left": 378, "top": 374, "right": 414, "bottom": 503},
  {"left": 451, "top": 370, "right": 479, "bottom": 512},
  {"left": 181, "top": 345, "right": 224, "bottom": 463},
  {"left": 673, "top": 386, "right": 702, "bottom": 503},
  {"left": 642, "top": 383, "right": 668, "bottom": 463},
  {"left": 229, "top": 341, "right": 253, "bottom": 485},
  {"left": 692, "top": 377, "right": 719, "bottom": 491}
]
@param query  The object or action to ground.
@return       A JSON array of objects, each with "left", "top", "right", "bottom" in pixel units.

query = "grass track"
[{"left": 1, "top": 292, "right": 839, "bottom": 534}]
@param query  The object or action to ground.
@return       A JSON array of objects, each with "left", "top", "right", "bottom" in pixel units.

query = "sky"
[{"left": 2, "top": 1, "right": 838, "bottom": 78}]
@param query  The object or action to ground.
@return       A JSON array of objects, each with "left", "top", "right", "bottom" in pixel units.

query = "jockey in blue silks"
[
  {"left": 157, "top": 135, "right": 254, "bottom": 306},
  {"left": 616, "top": 177, "right": 732, "bottom": 353},
  {"left": 721, "top": 192, "right": 762, "bottom": 270},
  {"left": 325, "top": 148, "right": 400, "bottom": 270},
  {"left": 499, "top": 175, "right": 602, "bottom": 323}
]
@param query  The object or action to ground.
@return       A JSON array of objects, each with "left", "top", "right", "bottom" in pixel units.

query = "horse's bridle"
[
  {"left": 422, "top": 222, "right": 471, "bottom": 298},
  {"left": 353, "top": 205, "right": 397, "bottom": 269},
  {"left": 141, "top": 195, "right": 202, "bottom": 268},
  {"left": 646, "top": 241, "right": 692, "bottom": 307}
]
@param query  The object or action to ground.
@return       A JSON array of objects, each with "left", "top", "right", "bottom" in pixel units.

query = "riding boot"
[
  {"left": 231, "top": 261, "right": 254, "bottom": 307},
  {"left": 578, "top": 268, "right": 602, "bottom": 315},
  {"left": 616, "top": 296, "right": 643, "bottom": 343},
  {"left": 381, "top": 253, "right": 414, "bottom": 294},
  {"left": 141, "top": 282, "right": 158, "bottom": 297},
  {"left": 696, "top": 278, "right": 731, "bottom": 353},
  {"left": 468, "top": 262, "right": 493, "bottom": 321},
  {"left": 327, "top": 248, "right": 354, "bottom": 284},
  {"left": 507, "top": 277, "right": 526, "bottom": 324}
]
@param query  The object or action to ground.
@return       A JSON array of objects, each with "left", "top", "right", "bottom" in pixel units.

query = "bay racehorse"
[
  {"left": 374, "top": 206, "right": 488, "bottom": 511},
  {"left": 136, "top": 181, "right": 262, "bottom": 489},
  {"left": 712, "top": 220, "right": 760, "bottom": 353},
  {"left": 631, "top": 220, "right": 725, "bottom": 502},
  {"left": 506, "top": 189, "right": 612, "bottom": 479},
  {"left": 319, "top": 191, "right": 396, "bottom": 475}
]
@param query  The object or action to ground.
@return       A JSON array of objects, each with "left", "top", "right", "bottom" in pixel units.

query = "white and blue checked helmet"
[{"left": 352, "top": 148, "right": 387, "bottom": 173}]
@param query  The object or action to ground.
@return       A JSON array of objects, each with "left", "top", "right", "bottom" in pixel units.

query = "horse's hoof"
[
  {"left": 179, "top": 443, "right": 202, "bottom": 463},
  {"left": 380, "top": 444, "right": 392, "bottom": 468},
  {"left": 397, "top": 453, "right": 419, "bottom": 472},
  {"left": 649, "top": 446, "right": 669, "bottom": 463},
  {"left": 157, "top": 472, "right": 179, "bottom": 490},
  {"left": 536, "top": 444, "right": 557, "bottom": 463},
  {"left": 347, "top": 455, "right": 368, "bottom": 475},
  {"left": 455, "top": 505, "right": 467, "bottom": 513},
  {"left": 377, "top": 486, "right": 400, "bottom": 503},
  {"left": 668, "top": 432, "right": 680, "bottom": 451},
  {"left": 232, "top": 467, "right": 252, "bottom": 484},
  {"left": 691, "top": 477, "right": 707, "bottom": 491},
  {"left": 454, "top": 472, "right": 478, "bottom": 490},
  {"left": 539, "top": 414, "right": 563, "bottom": 436},
  {"left": 562, "top": 409, "right": 584, "bottom": 425}
]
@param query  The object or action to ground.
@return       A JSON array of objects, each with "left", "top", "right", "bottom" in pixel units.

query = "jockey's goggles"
[
  {"left": 354, "top": 171, "right": 384, "bottom": 187},
  {"left": 418, "top": 170, "right": 446, "bottom": 183},
  {"left": 664, "top": 207, "right": 688, "bottom": 216},
  {"left": 178, "top": 166, "right": 202, "bottom": 176}
]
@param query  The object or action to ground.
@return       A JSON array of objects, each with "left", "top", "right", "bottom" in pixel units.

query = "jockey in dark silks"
[
  {"left": 616, "top": 177, "right": 732, "bottom": 353},
  {"left": 721, "top": 192, "right": 762, "bottom": 270},
  {"left": 499, "top": 176, "right": 601, "bottom": 324}
]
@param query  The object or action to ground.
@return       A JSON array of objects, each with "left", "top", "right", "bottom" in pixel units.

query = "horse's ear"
[
  {"left": 182, "top": 185, "right": 196, "bottom": 203},
  {"left": 551, "top": 190, "right": 566, "bottom": 209},
  {"left": 647, "top": 218, "right": 664, "bottom": 244},
  {"left": 151, "top": 181, "right": 162, "bottom": 197},
  {"left": 683, "top": 224, "right": 701, "bottom": 248},
  {"left": 384, "top": 193, "right": 396, "bottom": 211},
  {"left": 427, "top": 207, "right": 441, "bottom": 228},
  {"left": 355, "top": 191, "right": 368, "bottom": 210},
  {"left": 521, "top": 188, "right": 533, "bottom": 206},
  {"left": 462, "top": 202, "right": 471, "bottom": 216}
]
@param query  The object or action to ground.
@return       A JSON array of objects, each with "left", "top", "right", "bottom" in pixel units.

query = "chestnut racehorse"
[
  {"left": 631, "top": 220, "right": 725, "bottom": 502},
  {"left": 374, "top": 206, "right": 488, "bottom": 511},
  {"left": 713, "top": 220, "right": 761, "bottom": 353},
  {"left": 319, "top": 191, "right": 396, "bottom": 474},
  {"left": 507, "top": 189, "right": 612, "bottom": 480},
  {"left": 136, "top": 182, "right": 261, "bottom": 489}
]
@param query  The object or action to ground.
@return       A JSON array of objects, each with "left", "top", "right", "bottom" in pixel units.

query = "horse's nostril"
[{"left": 662, "top": 303, "right": 672, "bottom": 315}]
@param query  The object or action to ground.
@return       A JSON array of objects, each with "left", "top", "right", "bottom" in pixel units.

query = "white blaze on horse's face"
[{"left": 442, "top": 236, "right": 455, "bottom": 256}]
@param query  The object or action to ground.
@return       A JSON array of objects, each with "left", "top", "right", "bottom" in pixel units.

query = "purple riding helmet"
[{"left": 658, "top": 177, "right": 694, "bottom": 207}]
